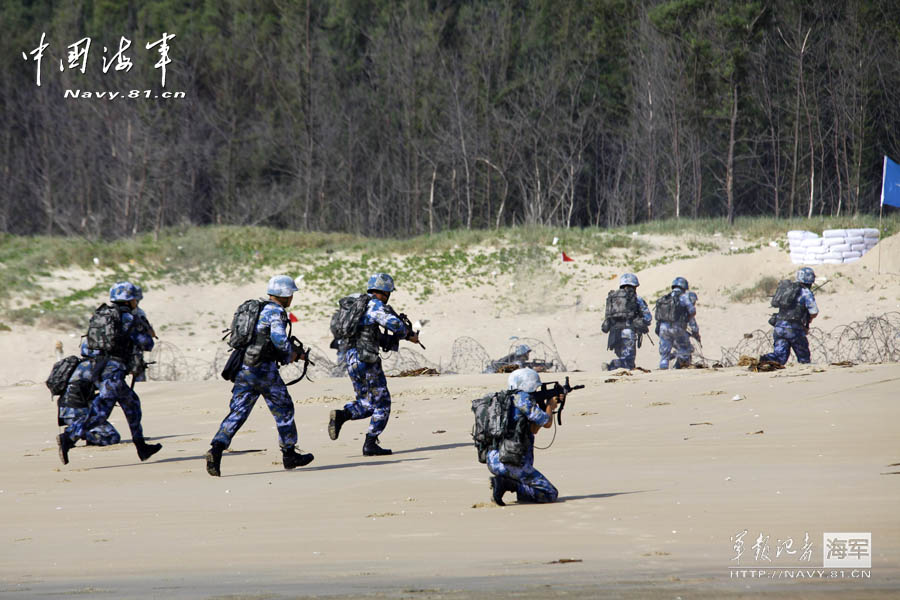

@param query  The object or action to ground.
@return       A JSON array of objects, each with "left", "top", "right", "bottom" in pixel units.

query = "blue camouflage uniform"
[
  {"left": 486, "top": 390, "right": 558, "bottom": 503},
  {"left": 608, "top": 296, "right": 652, "bottom": 370},
  {"left": 212, "top": 301, "right": 298, "bottom": 449},
  {"left": 658, "top": 290, "right": 697, "bottom": 369},
  {"left": 62, "top": 313, "right": 154, "bottom": 445},
  {"left": 342, "top": 294, "right": 407, "bottom": 436},
  {"left": 59, "top": 356, "right": 121, "bottom": 446},
  {"left": 761, "top": 287, "right": 818, "bottom": 364}
]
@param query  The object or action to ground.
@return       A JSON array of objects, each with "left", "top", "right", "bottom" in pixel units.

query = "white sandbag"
[
  {"left": 842, "top": 251, "right": 862, "bottom": 259},
  {"left": 829, "top": 243, "right": 851, "bottom": 253},
  {"left": 822, "top": 252, "right": 843, "bottom": 260},
  {"left": 822, "top": 237, "right": 846, "bottom": 247},
  {"left": 800, "top": 238, "right": 823, "bottom": 247},
  {"left": 865, "top": 240, "right": 878, "bottom": 248},
  {"left": 846, "top": 228, "right": 866, "bottom": 237},
  {"left": 850, "top": 243, "right": 866, "bottom": 252},
  {"left": 808, "top": 245, "right": 828, "bottom": 255},
  {"left": 844, "top": 236, "right": 865, "bottom": 245},
  {"left": 822, "top": 229, "right": 848, "bottom": 238},
  {"left": 862, "top": 228, "right": 880, "bottom": 237},
  {"left": 844, "top": 256, "right": 860, "bottom": 263},
  {"left": 823, "top": 258, "right": 844, "bottom": 264},
  {"left": 788, "top": 230, "right": 818, "bottom": 240}
]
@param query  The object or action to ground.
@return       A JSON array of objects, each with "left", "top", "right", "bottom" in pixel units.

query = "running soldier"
[
  {"left": 327, "top": 273, "right": 421, "bottom": 456},
  {"left": 761, "top": 267, "right": 819, "bottom": 365}
]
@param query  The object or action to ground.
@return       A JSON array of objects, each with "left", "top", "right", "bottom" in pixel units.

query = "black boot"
[
  {"left": 135, "top": 439, "right": 162, "bottom": 462},
  {"left": 490, "top": 476, "right": 518, "bottom": 506},
  {"left": 206, "top": 442, "right": 225, "bottom": 477},
  {"left": 362, "top": 434, "right": 392, "bottom": 456},
  {"left": 282, "top": 446, "right": 315, "bottom": 469},
  {"left": 57, "top": 433, "right": 75, "bottom": 465},
  {"left": 328, "top": 409, "right": 349, "bottom": 441}
]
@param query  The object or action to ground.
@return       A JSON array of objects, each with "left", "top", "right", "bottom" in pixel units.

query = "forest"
[{"left": 2, "top": 0, "right": 900, "bottom": 238}]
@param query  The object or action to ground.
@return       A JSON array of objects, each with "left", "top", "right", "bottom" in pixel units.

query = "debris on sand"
[
  {"left": 737, "top": 355, "right": 784, "bottom": 372},
  {"left": 831, "top": 360, "right": 855, "bottom": 367},
  {"left": 689, "top": 422, "right": 713, "bottom": 426},
  {"left": 649, "top": 401, "right": 671, "bottom": 407},
  {"left": 432, "top": 430, "right": 446, "bottom": 434},
  {"left": 394, "top": 367, "right": 440, "bottom": 377},
  {"left": 547, "top": 558, "right": 583, "bottom": 564},
  {"left": 747, "top": 430, "right": 764, "bottom": 435}
]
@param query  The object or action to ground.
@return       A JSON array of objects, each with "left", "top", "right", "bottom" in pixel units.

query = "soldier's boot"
[
  {"left": 362, "top": 434, "right": 392, "bottom": 456},
  {"left": 206, "top": 442, "right": 225, "bottom": 477},
  {"left": 282, "top": 446, "right": 315, "bottom": 470},
  {"left": 135, "top": 438, "right": 163, "bottom": 462},
  {"left": 328, "top": 409, "right": 349, "bottom": 441},
  {"left": 57, "top": 433, "right": 75, "bottom": 465},
  {"left": 490, "top": 476, "right": 518, "bottom": 506}
]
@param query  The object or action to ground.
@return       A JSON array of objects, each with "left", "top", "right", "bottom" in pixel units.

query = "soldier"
[
  {"left": 601, "top": 273, "right": 652, "bottom": 370},
  {"left": 57, "top": 282, "right": 160, "bottom": 464},
  {"left": 761, "top": 267, "right": 819, "bottom": 365},
  {"left": 655, "top": 277, "right": 698, "bottom": 369},
  {"left": 327, "top": 273, "right": 420, "bottom": 456},
  {"left": 206, "top": 276, "right": 313, "bottom": 476},
  {"left": 487, "top": 368, "right": 560, "bottom": 506},
  {"left": 58, "top": 354, "right": 121, "bottom": 446},
  {"left": 483, "top": 344, "right": 532, "bottom": 374}
]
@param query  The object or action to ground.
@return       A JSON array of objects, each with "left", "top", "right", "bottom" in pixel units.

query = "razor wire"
[{"left": 717, "top": 312, "right": 900, "bottom": 366}]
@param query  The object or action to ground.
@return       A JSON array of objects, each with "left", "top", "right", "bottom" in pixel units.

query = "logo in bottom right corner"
[{"left": 823, "top": 532, "right": 871, "bottom": 569}]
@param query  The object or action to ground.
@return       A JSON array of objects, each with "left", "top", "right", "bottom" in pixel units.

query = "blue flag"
[{"left": 882, "top": 156, "right": 900, "bottom": 208}]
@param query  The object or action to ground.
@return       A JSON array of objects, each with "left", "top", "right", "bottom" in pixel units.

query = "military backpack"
[
  {"left": 225, "top": 299, "right": 268, "bottom": 350},
  {"left": 330, "top": 294, "right": 370, "bottom": 344},
  {"left": 471, "top": 390, "right": 528, "bottom": 466},
  {"left": 605, "top": 288, "right": 639, "bottom": 321},
  {"left": 86, "top": 304, "right": 129, "bottom": 356},
  {"left": 46, "top": 355, "right": 82, "bottom": 396},
  {"left": 771, "top": 280, "right": 808, "bottom": 324},
  {"left": 655, "top": 293, "right": 688, "bottom": 324}
]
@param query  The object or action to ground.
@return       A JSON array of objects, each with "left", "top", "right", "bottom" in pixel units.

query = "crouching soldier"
[
  {"left": 328, "top": 273, "right": 420, "bottom": 456},
  {"left": 655, "top": 277, "right": 698, "bottom": 369},
  {"left": 761, "top": 267, "right": 819, "bottom": 365},
  {"left": 602, "top": 273, "right": 652, "bottom": 370},
  {"left": 59, "top": 354, "right": 121, "bottom": 446},
  {"left": 486, "top": 368, "right": 560, "bottom": 506},
  {"left": 206, "top": 275, "right": 314, "bottom": 476},
  {"left": 57, "top": 282, "right": 160, "bottom": 464}
]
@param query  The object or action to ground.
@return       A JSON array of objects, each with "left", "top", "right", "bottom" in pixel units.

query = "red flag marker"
[
  {"left": 562, "top": 252, "right": 574, "bottom": 262},
  {"left": 289, "top": 312, "right": 299, "bottom": 323}
]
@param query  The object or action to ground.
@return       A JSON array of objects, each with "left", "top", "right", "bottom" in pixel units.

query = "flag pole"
[{"left": 879, "top": 156, "right": 886, "bottom": 274}]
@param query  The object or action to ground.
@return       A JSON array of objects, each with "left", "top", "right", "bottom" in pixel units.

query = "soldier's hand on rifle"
[
  {"left": 408, "top": 332, "right": 420, "bottom": 345},
  {"left": 542, "top": 395, "right": 562, "bottom": 428}
]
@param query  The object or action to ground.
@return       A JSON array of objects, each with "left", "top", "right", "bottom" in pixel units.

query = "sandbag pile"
[{"left": 787, "top": 228, "right": 879, "bottom": 265}]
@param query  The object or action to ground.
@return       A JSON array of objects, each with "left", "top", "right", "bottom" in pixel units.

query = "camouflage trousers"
[
  {"left": 486, "top": 449, "right": 558, "bottom": 503},
  {"left": 761, "top": 322, "right": 811, "bottom": 365},
  {"left": 64, "top": 362, "right": 146, "bottom": 444},
  {"left": 658, "top": 322, "right": 693, "bottom": 369},
  {"left": 212, "top": 364, "right": 297, "bottom": 449},
  {"left": 59, "top": 406, "right": 121, "bottom": 446},
  {"left": 607, "top": 327, "right": 637, "bottom": 370},
  {"left": 343, "top": 349, "right": 391, "bottom": 436}
]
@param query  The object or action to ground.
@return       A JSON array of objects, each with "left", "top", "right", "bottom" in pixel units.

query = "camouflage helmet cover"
[
  {"left": 367, "top": 273, "right": 395, "bottom": 293},
  {"left": 267, "top": 275, "right": 299, "bottom": 297},
  {"left": 507, "top": 367, "right": 542, "bottom": 393},
  {"left": 514, "top": 344, "right": 532, "bottom": 357},
  {"left": 619, "top": 273, "right": 640, "bottom": 288},
  {"left": 796, "top": 267, "right": 816, "bottom": 285},
  {"left": 672, "top": 276, "right": 689, "bottom": 291},
  {"left": 109, "top": 281, "right": 139, "bottom": 302}
]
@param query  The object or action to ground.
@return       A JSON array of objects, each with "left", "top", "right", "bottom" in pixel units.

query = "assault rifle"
[
  {"left": 381, "top": 305, "right": 426, "bottom": 351},
  {"left": 531, "top": 377, "right": 584, "bottom": 425},
  {"left": 284, "top": 335, "right": 315, "bottom": 385}
]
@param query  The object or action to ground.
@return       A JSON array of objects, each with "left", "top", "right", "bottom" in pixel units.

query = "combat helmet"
[
  {"left": 507, "top": 367, "right": 542, "bottom": 393},
  {"left": 796, "top": 267, "right": 815, "bottom": 286},
  {"left": 109, "top": 281, "right": 139, "bottom": 302},
  {"left": 267, "top": 275, "right": 299, "bottom": 297},
  {"left": 619, "top": 273, "right": 640, "bottom": 288},
  {"left": 672, "top": 277, "right": 689, "bottom": 291},
  {"left": 367, "top": 273, "right": 395, "bottom": 294}
]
